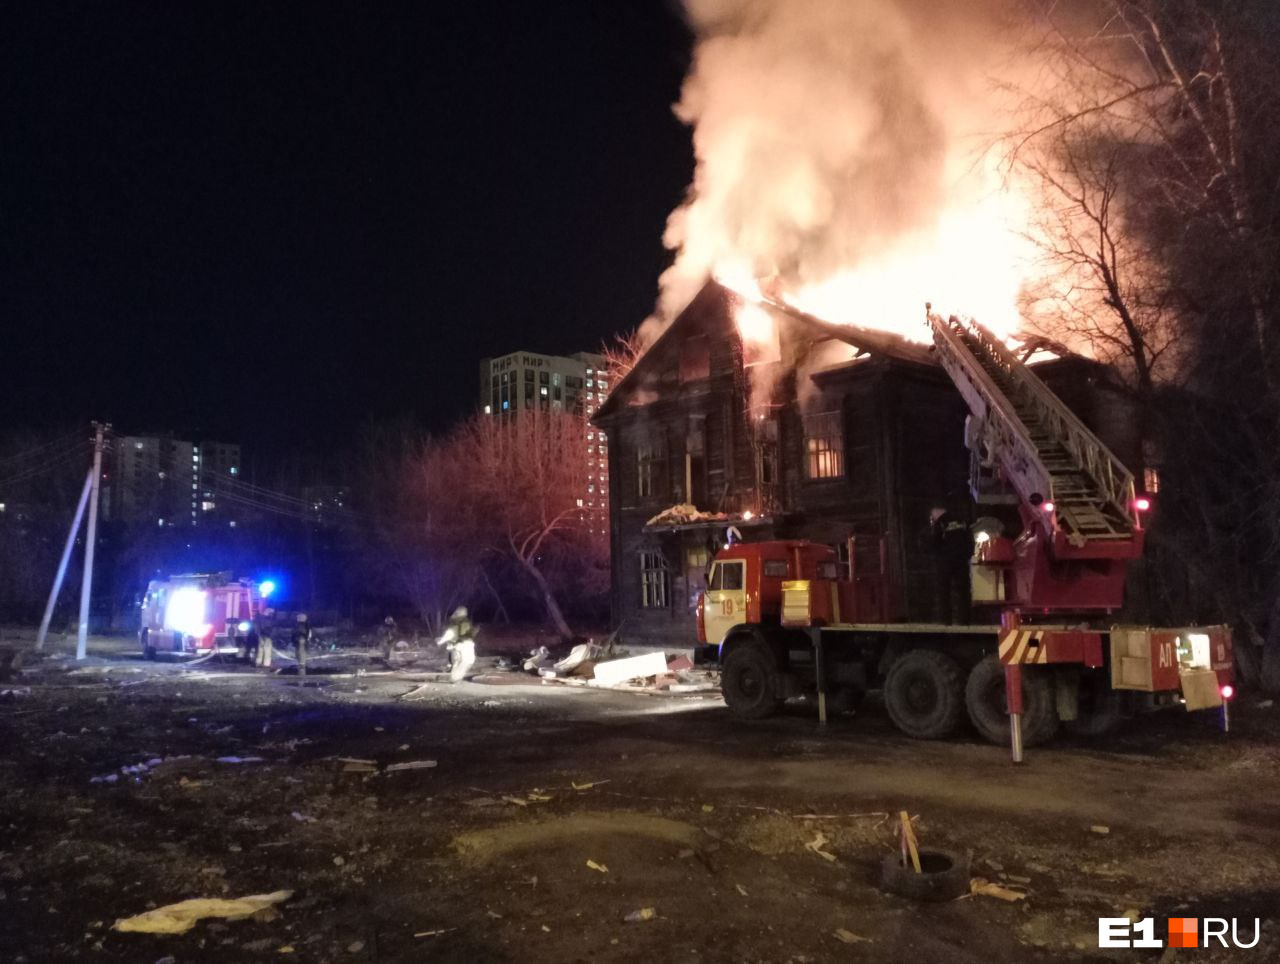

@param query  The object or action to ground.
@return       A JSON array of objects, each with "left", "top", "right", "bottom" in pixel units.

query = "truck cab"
[{"left": 698, "top": 541, "right": 836, "bottom": 646}]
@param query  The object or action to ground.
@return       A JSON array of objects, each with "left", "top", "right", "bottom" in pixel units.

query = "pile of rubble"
[{"left": 519, "top": 642, "right": 718, "bottom": 694}]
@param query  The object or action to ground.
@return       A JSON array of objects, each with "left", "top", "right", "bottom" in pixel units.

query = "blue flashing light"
[{"left": 258, "top": 580, "right": 277, "bottom": 598}]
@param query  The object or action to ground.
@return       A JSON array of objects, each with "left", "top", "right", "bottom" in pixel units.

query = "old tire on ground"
[
  {"left": 880, "top": 849, "right": 971, "bottom": 901},
  {"left": 141, "top": 629, "right": 155, "bottom": 661},
  {"left": 1065, "top": 671, "right": 1124, "bottom": 738},
  {"left": 965, "top": 654, "right": 1059, "bottom": 747},
  {"left": 721, "top": 641, "right": 783, "bottom": 720},
  {"left": 882, "top": 649, "right": 965, "bottom": 739}
]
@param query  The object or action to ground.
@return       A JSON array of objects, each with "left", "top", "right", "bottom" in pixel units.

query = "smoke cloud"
[{"left": 655, "top": 0, "right": 1034, "bottom": 341}]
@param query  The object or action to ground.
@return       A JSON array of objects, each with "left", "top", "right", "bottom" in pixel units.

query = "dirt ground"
[{"left": 1, "top": 629, "right": 1278, "bottom": 963}]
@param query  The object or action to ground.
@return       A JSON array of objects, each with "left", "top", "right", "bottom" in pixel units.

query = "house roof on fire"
[{"left": 593, "top": 278, "right": 939, "bottom": 422}]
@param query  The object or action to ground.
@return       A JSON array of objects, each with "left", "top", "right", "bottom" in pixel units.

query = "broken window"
[
  {"left": 803, "top": 412, "right": 844, "bottom": 480},
  {"left": 637, "top": 441, "right": 664, "bottom": 500},
  {"left": 640, "top": 551, "right": 669, "bottom": 608}
]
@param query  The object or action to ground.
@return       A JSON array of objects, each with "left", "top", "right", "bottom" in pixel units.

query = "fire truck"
[
  {"left": 139, "top": 572, "right": 271, "bottom": 661},
  {"left": 697, "top": 308, "right": 1234, "bottom": 758}
]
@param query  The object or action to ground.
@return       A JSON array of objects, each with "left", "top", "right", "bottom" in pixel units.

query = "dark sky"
[{"left": 2, "top": 2, "right": 693, "bottom": 456}]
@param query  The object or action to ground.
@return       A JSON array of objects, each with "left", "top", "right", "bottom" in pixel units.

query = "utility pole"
[
  {"left": 76, "top": 422, "right": 107, "bottom": 661},
  {"left": 35, "top": 468, "right": 94, "bottom": 652}
]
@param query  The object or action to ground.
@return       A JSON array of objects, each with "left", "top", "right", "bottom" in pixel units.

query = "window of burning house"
[
  {"left": 637, "top": 440, "right": 665, "bottom": 500},
  {"left": 803, "top": 412, "right": 844, "bottom": 480},
  {"left": 639, "top": 551, "right": 670, "bottom": 608}
]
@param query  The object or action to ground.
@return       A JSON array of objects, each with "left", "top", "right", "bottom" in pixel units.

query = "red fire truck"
[
  {"left": 698, "top": 308, "right": 1234, "bottom": 758},
  {"left": 139, "top": 573, "right": 268, "bottom": 661}
]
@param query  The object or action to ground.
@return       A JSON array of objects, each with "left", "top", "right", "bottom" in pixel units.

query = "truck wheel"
[
  {"left": 141, "top": 629, "right": 155, "bottom": 661},
  {"left": 721, "top": 642, "right": 783, "bottom": 720},
  {"left": 883, "top": 650, "right": 965, "bottom": 739},
  {"left": 965, "top": 655, "right": 1059, "bottom": 747},
  {"left": 1065, "top": 672, "right": 1124, "bottom": 738}
]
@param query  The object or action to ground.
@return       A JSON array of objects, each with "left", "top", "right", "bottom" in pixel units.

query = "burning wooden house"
[{"left": 593, "top": 279, "right": 1145, "bottom": 649}]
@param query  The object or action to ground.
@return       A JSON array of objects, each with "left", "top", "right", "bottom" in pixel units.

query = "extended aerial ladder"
[
  {"left": 697, "top": 294, "right": 1233, "bottom": 762},
  {"left": 928, "top": 310, "right": 1141, "bottom": 558}
]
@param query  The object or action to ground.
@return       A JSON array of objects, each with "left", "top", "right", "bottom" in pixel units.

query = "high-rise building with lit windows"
[
  {"left": 104, "top": 434, "right": 241, "bottom": 528},
  {"left": 478, "top": 349, "right": 610, "bottom": 532}
]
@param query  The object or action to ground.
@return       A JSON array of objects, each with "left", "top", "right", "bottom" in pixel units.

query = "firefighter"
[
  {"left": 255, "top": 608, "right": 276, "bottom": 668},
  {"left": 379, "top": 616, "right": 398, "bottom": 665},
  {"left": 927, "top": 506, "right": 973, "bottom": 624},
  {"left": 436, "top": 606, "right": 476, "bottom": 683},
  {"left": 293, "top": 612, "right": 311, "bottom": 677}
]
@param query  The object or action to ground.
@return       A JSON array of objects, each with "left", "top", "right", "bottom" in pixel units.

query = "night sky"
[{"left": 3, "top": 2, "right": 693, "bottom": 455}]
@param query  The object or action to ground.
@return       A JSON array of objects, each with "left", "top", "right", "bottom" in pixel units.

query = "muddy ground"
[{"left": 1, "top": 630, "right": 1278, "bottom": 963}]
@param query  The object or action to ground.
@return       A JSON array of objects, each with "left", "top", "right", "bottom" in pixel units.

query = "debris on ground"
[
  {"left": 586, "top": 859, "right": 609, "bottom": 874},
  {"left": 385, "top": 760, "right": 438, "bottom": 773},
  {"left": 834, "top": 928, "right": 871, "bottom": 944},
  {"left": 522, "top": 646, "right": 553, "bottom": 673},
  {"left": 804, "top": 832, "right": 838, "bottom": 862},
  {"left": 1090, "top": 825, "right": 1111, "bottom": 835},
  {"left": 112, "top": 890, "right": 293, "bottom": 934},
  {"left": 572, "top": 779, "right": 609, "bottom": 790},
  {"left": 591, "top": 651, "right": 668, "bottom": 687},
  {"left": 624, "top": 907, "right": 656, "bottom": 922},
  {"left": 735, "top": 884, "right": 748, "bottom": 896},
  {"left": 414, "top": 928, "right": 455, "bottom": 938},
  {"left": 553, "top": 641, "right": 604, "bottom": 677},
  {"left": 970, "top": 878, "right": 1028, "bottom": 901}
]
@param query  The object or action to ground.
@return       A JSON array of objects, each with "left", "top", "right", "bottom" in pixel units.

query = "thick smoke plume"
[{"left": 656, "top": 0, "right": 1036, "bottom": 343}]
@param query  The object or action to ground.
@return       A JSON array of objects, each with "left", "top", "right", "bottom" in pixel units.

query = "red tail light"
[
  {"left": 1221, "top": 684, "right": 1234, "bottom": 700},
  {"left": 1134, "top": 497, "right": 1151, "bottom": 512}
]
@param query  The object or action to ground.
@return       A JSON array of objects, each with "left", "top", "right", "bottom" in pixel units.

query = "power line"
[
  {"left": 0, "top": 429, "right": 86, "bottom": 469},
  {"left": 0, "top": 440, "right": 89, "bottom": 489}
]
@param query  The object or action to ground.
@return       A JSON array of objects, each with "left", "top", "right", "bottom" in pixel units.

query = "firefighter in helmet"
[
  {"left": 436, "top": 606, "right": 476, "bottom": 683},
  {"left": 379, "top": 615, "right": 398, "bottom": 665},
  {"left": 293, "top": 612, "right": 312, "bottom": 675}
]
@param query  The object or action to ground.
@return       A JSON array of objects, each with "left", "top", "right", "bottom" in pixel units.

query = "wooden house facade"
[{"left": 592, "top": 280, "right": 1144, "bottom": 649}]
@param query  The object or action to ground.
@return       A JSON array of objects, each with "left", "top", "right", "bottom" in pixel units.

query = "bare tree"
[
  {"left": 600, "top": 327, "right": 647, "bottom": 392},
  {"left": 422, "top": 411, "right": 605, "bottom": 640},
  {"left": 1021, "top": 132, "right": 1173, "bottom": 394},
  {"left": 1010, "top": 0, "right": 1280, "bottom": 688}
]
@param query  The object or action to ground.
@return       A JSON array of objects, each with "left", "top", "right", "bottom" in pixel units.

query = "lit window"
[
  {"left": 229, "top": 520, "right": 237, "bottom": 528},
  {"left": 201, "top": 501, "right": 216, "bottom": 512},
  {"left": 576, "top": 498, "right": 584, "bottom": 507},
  {"left": 157, "top": 518, "right": 164, "bottom": 526},
  {"left": 598, "top": 380, "right": 608, "bottom": 390},
  {"left": 640, "top": 552, "right": 669, "bottom": 608},
  {"left": 502, "top": 400, "right": 510, "bottom": 411},
  {"left": 541, "top": 386, "right": 548, "bottom": 396},
  {"left": 134, "top": 441, "right": 144, "bottom": 450},
  {"left": 586, "top": 378, "right": 594, "bottom": 388},
  {"left": 230, "top": 466, "right": 239, "bottom": 476},
  {"left": 484, "top": 404, "right": 492, "bottom": 415},
  {"left": 803, "top": 412, "right": 844, "bottom": 480}
]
